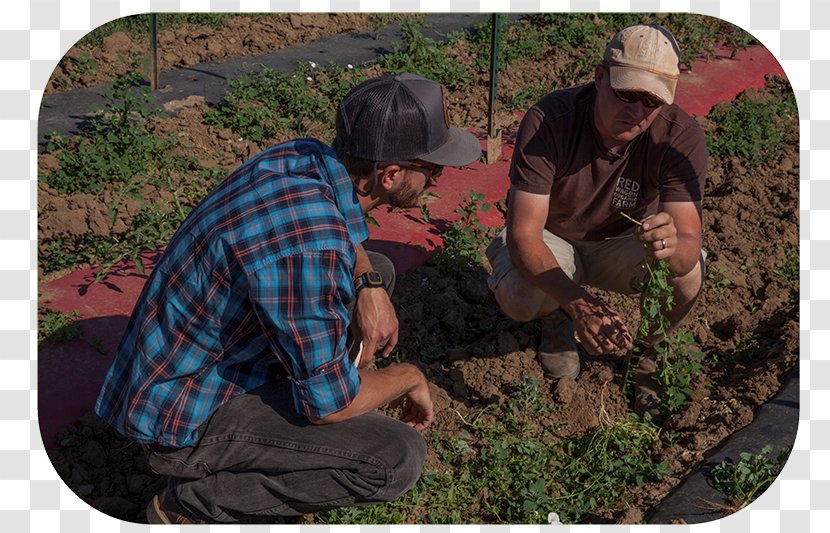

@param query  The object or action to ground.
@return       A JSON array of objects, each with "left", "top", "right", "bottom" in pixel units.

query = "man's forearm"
[
  {"left": 666, "top": 233, "right": 701, "bottom": 276},
  {"left": 507, "top": 233, "right": 587, "bottom": 313},
  {"left": 308, "top": 363, "right": 423, "bottom": 424}
]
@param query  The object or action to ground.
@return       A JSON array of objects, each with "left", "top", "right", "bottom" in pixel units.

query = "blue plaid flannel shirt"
[{"left": 94, "top": 139, "right": 369, "bottom": 447}]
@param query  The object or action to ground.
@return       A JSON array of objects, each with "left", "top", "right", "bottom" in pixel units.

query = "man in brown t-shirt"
[{"left": 486, "top": 24, "right": 707, "bottom": 416}]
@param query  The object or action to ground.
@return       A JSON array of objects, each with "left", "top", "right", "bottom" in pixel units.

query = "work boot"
[
  {"left": 146, "top": 486, "right": 200, "bottom": 525},
  {"left": 538, "top": 310, "right": 580, "bottom": 380},
  {"left": 632, "top": 355, "right": 665, "bottom": 425}
]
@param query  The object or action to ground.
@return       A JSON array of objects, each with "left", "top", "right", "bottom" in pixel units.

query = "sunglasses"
[
  {"left": 612, "top": 89, "right": 664, "bottom": 109},
  {"left": 398, "top": 160, "right": 444, "bottom": 182}
]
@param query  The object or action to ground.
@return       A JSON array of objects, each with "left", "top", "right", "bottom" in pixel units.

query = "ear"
[
  {"left": 594, "top": 64, "right": 605, "bottom": 89},
  {"left": 377, "top": 164, "right": 402, "bottom": 192}
]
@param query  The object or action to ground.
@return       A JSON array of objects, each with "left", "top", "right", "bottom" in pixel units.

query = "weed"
[
  {"left": 654, "top": 331, "right": 705, "bottom": 411},
  {"left": 433, "top": 190, "right": 493, "bottom": 275},
  {"left": 39, "top": 308, "right": 81, "bottom": 344},
  {"left": 706, "top": 77, "right": 798, "bottom": 167},
  {"left": 506, "top": 376, "right": 553, "bottom": 417},
  {"left": 554, "top": 416, "right": 670, "bottom": 522},
  {"left": 707, "top": 267, "right": 732, "bottom": 300},
  {"left": 773, "top": 251, "right": 799, "bottom": 286},
  {"left": 43, "top": 55, "right": 180, "bottom": 195},
  {"left": 618, "top": 214, "right": 704, "bottom": 415},
  {"left": 53, "top": 52, "right": 99, "bottom": 90},
  {"left": 730, "top": 334, "right": 762, "bottom": 364},
  {"left": 712, "top": 445, "right": 791, "bottom": 507},
  {"left": 312, "top": 380, "right": 668, "bottom": 524},
  {"left": 379, "top": 18, "right": 471, "bottom": 90},
  {"left": 205, "top": 62, "right": 364, "bottom": 144}
]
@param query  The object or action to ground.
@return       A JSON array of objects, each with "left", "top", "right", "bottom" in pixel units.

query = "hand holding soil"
[
  {"left": 399, "top": 370, "right": 434, "bottom": 431},
  {"left": 563, "top": 292, "right": 633, "bottom": 355}
]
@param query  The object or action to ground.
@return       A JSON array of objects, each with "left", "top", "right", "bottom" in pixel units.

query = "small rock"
[
  {"left": 619, "top": 506, "right": 643, "bottom": 524},
  {"left": 81, "top": 440, "right": 107, "bottom": 468},
  {"left": 460, "top": 277, "right": 491, "bottom": 304},
  {"left": 598, "top": 368, "right": 614, "bottom": 383},
  {"left": 554, "top": 376, "right": 578, "bottom": 404},
  {"left": 447, "top": 347, "right": 467, "bottom": 362},
  {"left": 497, "top": 330, "right": 520, "bottom": 354},
  {"left": 126, "top": 474, "right": 152, "bottom": 495},
  {"left": 75, "top": 484, "right": 95, "bottom": 498},
  {"left": 514, "top": 330, "right": 531, "bottom": 347},
  {"left": 666, "top": 402, "right": 703, "bottom": 430},
  {"left": 451, "top": 381, "right": 469, "bottom": 399},
  {"left": 779, "top": 156, "right": 794, "bottom": 173}
]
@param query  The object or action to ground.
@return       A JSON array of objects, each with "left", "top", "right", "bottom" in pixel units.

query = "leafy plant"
[
  {"left": 311, "top": 380, "right": 669, "bottom": 525},
  {"left": 707, "top": 267, "right": 732, "bottom": 300},
  {"left": 432, "top": 190, "right": 492, "bottom": 275},
  {"left": 52, "top": 52, "right": 99, "bottom": 90},
  {"left": 39, "top": 308, "right": 81, "bottom": 344},
  {"left": 379, "top": 18, "right": 471, "bottom": 90},
  {"left": 730, "top": 334, "right": 762, "bottom": 364},
  {"left": 706, "top": 76, "right": 797, "bottom": 168},
  {"left": 773, "top": 251, "right": 799, "bottom": 287},
  {"left": 204, "top": 62, "right": 364, "bottom": 144},
  {"left": 43, "top": 54, "right": 180, "bottom": 195},
  {"left": 618, "top": 214, "right": 704, "bottom": 415},
  {"left": 712, "top": 445, "right": 791, "bottom": 507}
]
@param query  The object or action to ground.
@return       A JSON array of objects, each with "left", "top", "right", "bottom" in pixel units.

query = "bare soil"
[
  {"left": 46, "top": 14, "right": 410, "bottom": 94},
  {"left": 39, "top": 17, "right": 799, "bottom": 525}
]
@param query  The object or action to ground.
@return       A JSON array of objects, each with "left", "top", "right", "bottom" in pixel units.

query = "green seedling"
[
  {"left": 379, "top": 18, "right": 471, "bottom": 90},
  {"left": 619, "top": 211, "right": 704, "bottom": 415},
  {"left": 712, "top": 445, "right": 791, "bottom": 508},
  {"left": 39, "top": 308, "right": 81, "bottom": 344},
  {"left": 773, "top": 251, "right": 798, "bottom": 287},
  {"left": 707, "top": 267, "right": 732, "bottom": 300},
  {"left": 433, "top": 190, "right": 492, "bottom": 275}
]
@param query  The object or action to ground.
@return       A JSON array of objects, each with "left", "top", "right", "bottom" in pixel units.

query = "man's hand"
[
  {"left": 351, "top": 287, "right": 398, "bottom": 368},
  {"left": 308, "top": 363, "right": 433, "bottom": 430},
  {"left": 636, "top": 212, "right": 677, "bottom": 261},
  {"left": 399, "top": 372, "right": 434, "bottom": 431},
  {"left": 563, "top": 292, "right": 633, "bottom": 355}
]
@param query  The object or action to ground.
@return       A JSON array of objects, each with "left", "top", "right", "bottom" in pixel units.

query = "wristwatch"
[{"left": 354, "top": 271, "right": 384, "bottom": 293}]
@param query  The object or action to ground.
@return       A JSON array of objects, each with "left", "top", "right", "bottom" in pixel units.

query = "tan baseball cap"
[{"left": 603, "top": 24, "right": 681, "bottom": 105}]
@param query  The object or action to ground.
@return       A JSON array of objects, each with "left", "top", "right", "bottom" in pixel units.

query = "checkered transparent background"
[{"left": 0, "top": 0, "right": 820, "bottom": 531}]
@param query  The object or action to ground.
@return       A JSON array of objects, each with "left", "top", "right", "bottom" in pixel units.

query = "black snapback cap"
[{"left": 334, "top": 73, "right": 481, "bottom": 167}]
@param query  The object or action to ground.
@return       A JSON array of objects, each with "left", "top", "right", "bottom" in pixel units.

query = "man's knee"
[
  {"left": 380, "top": 425, "right": 427, "bottom": 501},
  {"left": 492, "top": 271, "right": 553, "bottom": 322}
]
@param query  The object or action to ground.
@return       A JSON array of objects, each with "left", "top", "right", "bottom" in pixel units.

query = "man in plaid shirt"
[{"left": 94, "top": 73, "right": 481, "bottom": 524}]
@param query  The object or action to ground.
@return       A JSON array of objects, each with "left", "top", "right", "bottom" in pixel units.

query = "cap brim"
[
  {"left": 610, "top": 66, "right": 676, "bottom": 105},
  {"left": 417, "top": 127, "right": 482, "bottom": 167}
]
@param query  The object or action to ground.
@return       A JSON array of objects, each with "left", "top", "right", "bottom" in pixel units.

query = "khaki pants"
[{"left": 485, "top": 227, "right": 650, "bottom": 305}]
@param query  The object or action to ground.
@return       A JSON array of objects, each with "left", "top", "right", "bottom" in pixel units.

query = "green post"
[
  {"left": 149, "top": 14, "right": 159, "bottom": 90},
  {"left": 486, "top": 13, "right": 502, "bottom": 164}
]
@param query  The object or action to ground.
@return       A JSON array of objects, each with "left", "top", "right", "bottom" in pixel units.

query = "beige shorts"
[{"left": 485, "top": 227, "right": 650, "bottom": 295}]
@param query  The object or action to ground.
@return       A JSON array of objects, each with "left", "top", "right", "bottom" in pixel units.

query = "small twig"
[{"left": 619, "top": 211, "right": 643, "bottom": 226}]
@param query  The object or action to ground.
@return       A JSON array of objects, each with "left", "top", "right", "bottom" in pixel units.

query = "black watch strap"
[{"left": 354, "top": 271, "right": 384, "bottom": 293}]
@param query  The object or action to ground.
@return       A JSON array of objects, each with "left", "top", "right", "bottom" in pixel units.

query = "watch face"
[{"left": 366, "top": 271, "right": 384, "bottom": 286}]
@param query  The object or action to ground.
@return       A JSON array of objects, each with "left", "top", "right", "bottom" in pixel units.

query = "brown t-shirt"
[{"left": 509, "top": 83, "right": 707, "bottom": 241}]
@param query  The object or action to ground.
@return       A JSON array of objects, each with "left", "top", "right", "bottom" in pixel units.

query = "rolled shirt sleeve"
[{"left": 249, "top": 249, "right": 360, "bottom": 419}]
